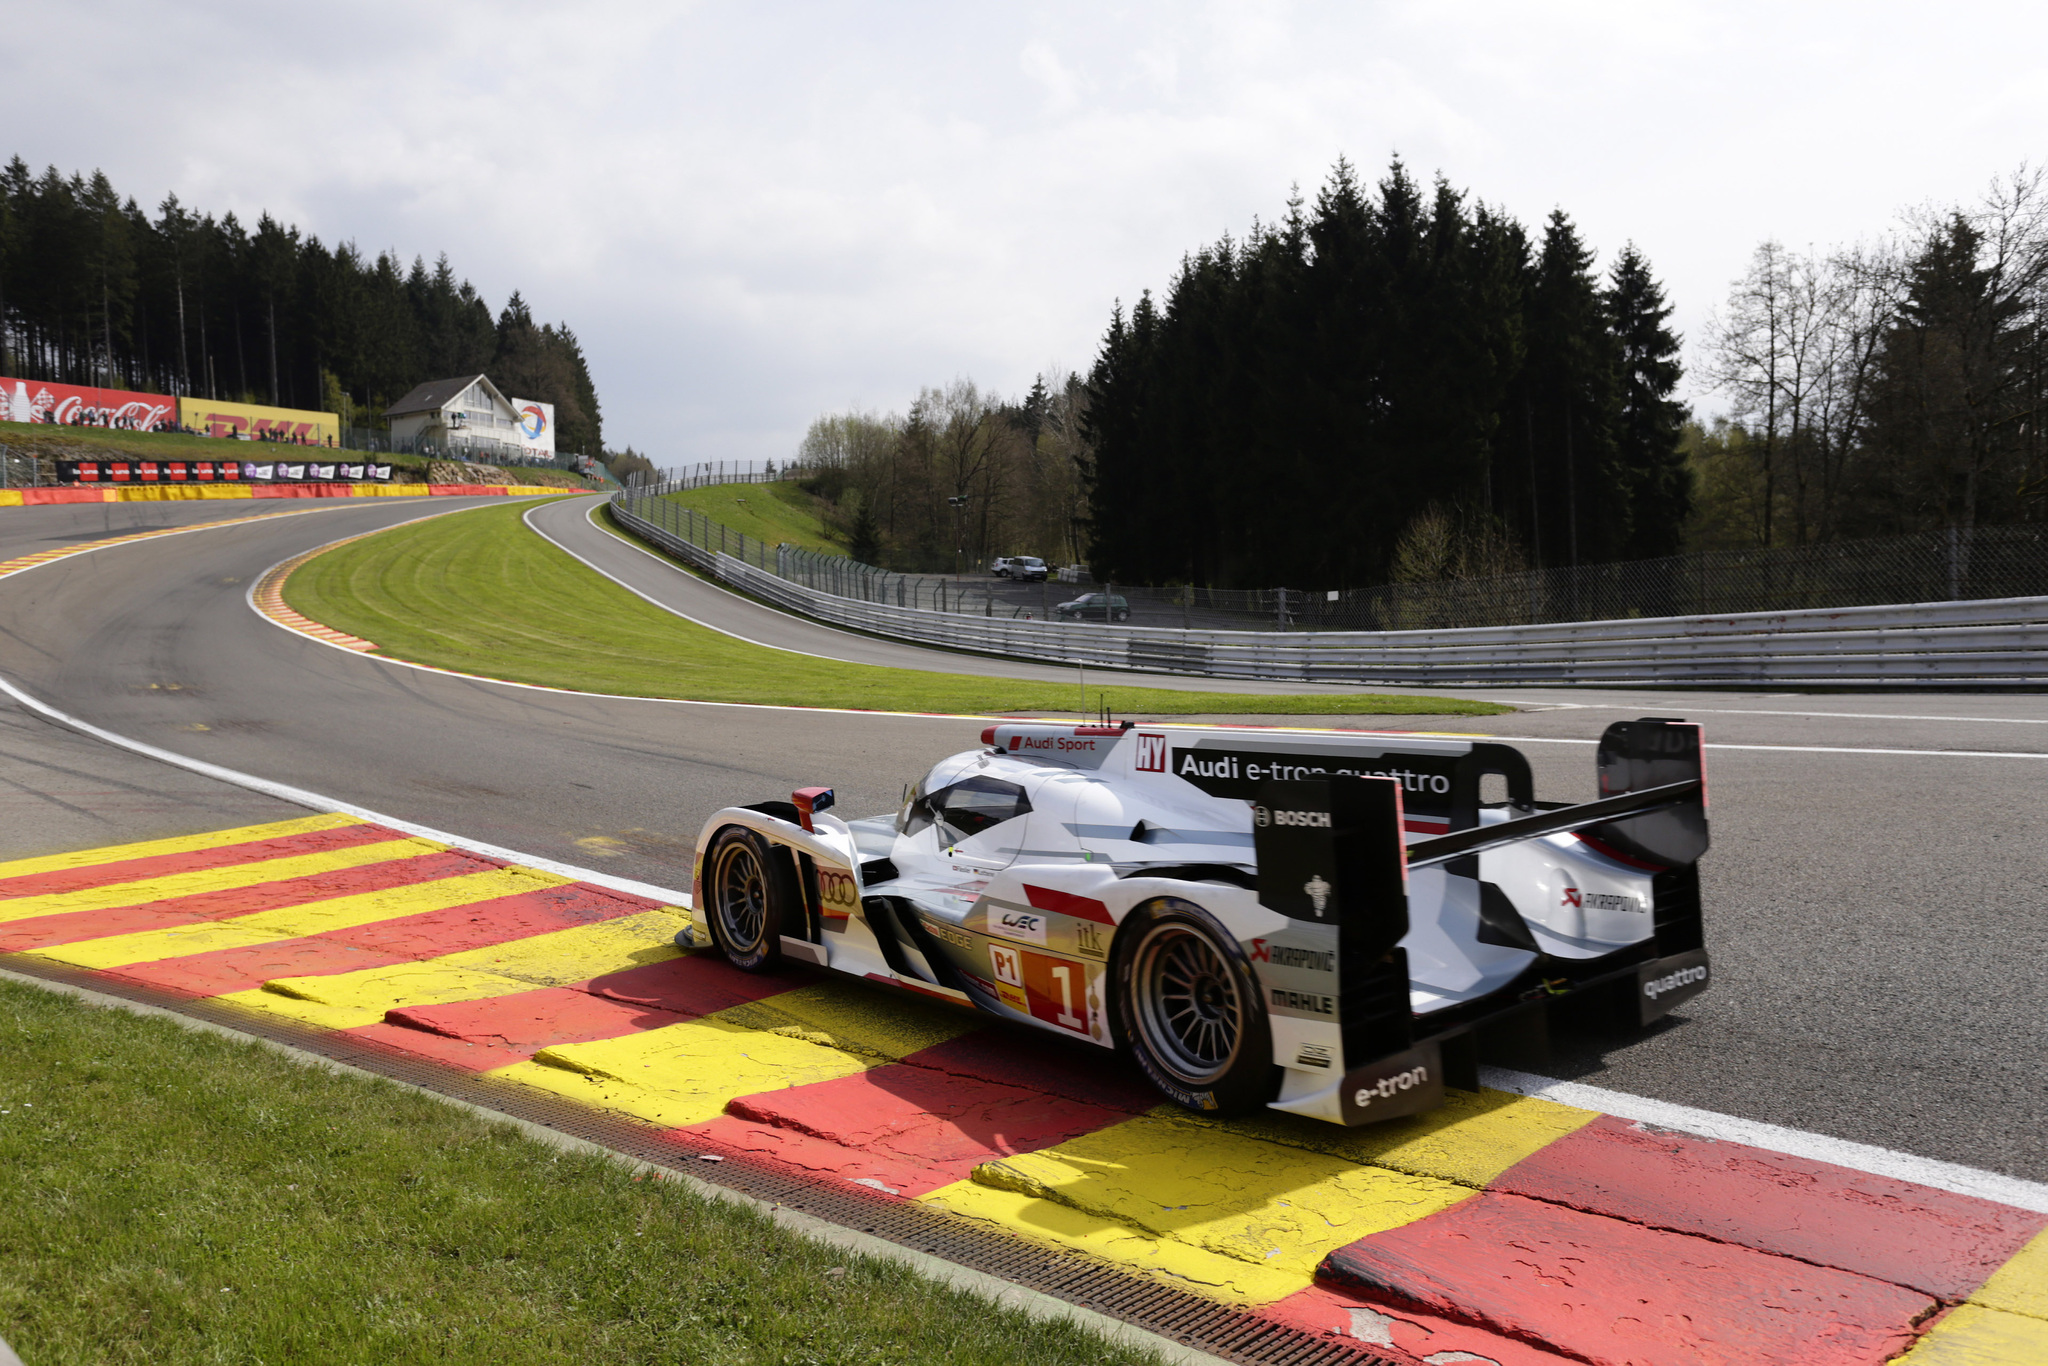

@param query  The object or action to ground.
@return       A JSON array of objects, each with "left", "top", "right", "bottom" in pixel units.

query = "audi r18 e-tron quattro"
[{"left": 686, "top": 718, "right": 1710, "bottom": 1125}]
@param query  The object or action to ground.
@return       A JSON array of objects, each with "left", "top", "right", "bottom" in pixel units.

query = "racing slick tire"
[
  {"left": 1113, "top": 898, "right": 1278, "bottom": 1116},
  {"left": 704, "top": 826, "right": 797, "bottom": 972}
]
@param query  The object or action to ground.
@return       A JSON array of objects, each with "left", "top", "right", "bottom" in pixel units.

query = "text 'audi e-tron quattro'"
[{"left": 686, "top": 719, "right": 1710, "bottom": 1125}]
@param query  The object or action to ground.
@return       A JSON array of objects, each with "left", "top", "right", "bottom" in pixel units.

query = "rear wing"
[{"left": 1253, "top": 717, "right": 1710, "bottom": 1125}]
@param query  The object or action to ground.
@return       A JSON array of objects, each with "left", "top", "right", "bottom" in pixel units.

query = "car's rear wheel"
[
  {"left": 1114, "top": 898, "right": 1277, "bottom": 1115},
  {"left": 705, "top": 826, "right": 793, "bottom": 972}
]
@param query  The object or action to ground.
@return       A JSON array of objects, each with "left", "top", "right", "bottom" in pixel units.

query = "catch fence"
[
  {"left": 609, "top": 484, "right": 2048, "bottom": 684},
  {"left": 620, "top": 479, "right": 2048, "bottom": 631}
]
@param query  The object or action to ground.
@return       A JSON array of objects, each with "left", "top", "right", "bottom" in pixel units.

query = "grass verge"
[
  {"left": 659, "top": 481, "right": 845, "bottom": 556},
  {"left": 283, "top": 500, "right": 1510, "bottom": 717},
  {"left": 0, "top": 978, "right": 1160, "bottom": 1365}
]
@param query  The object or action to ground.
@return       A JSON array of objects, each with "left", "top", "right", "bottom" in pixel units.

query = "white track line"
[
  {"left": 1480, "top": 734, "right": 2048, "bottom": 759},
  {"left": 0, "top": 675, "right": 691, "bottom": 908},
  {"left": 1483, "top": 702, "right": 2048, "bottom": 726},
  {"left": 0, "top": 502, "right": 368, "bottom": 578},
  {"left": 1484, "top": 1068, "right": 2048, "bottom": 1213}
]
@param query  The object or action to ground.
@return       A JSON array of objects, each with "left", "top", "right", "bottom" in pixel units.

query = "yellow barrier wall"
[{"left": 178, "top": 398, "right": 340, "bottom": 445}]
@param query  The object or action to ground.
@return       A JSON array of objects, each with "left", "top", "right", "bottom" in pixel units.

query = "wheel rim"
[
  {"left": 713, "top": 842, "right": 768, "bottom": 950},
  {"left": 1131, "top": 922, "right": 1244, "bottom": 1083}
]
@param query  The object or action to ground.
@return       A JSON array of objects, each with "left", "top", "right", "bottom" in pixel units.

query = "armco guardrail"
[{"left": 610, "top": 494, "right": 2048, "bottom": 685}]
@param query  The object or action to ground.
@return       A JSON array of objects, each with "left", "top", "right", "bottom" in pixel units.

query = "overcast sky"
[{"left": 9, "top": 1, "right": 2048, "bottom": 461}]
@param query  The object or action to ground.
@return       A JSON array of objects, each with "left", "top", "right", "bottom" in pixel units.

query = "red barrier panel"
[{"left": 19, "top": 488, "right": 110, "bottom": 505}]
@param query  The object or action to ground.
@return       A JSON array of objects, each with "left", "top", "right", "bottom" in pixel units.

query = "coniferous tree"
[
  {"left": 1516, "top": 211, "right": 1624, "bottom": 567},
  {"left": 1082, "top": 160, "right": 1668, "bottom": 587},
  {"left": 0, "top": 158, "right": 603, "bottom": 453},
  {"left": 1606, "top": 244, "right": 1692, "bottom": 557},
  {"left": 1861, "top": 215, "right": 2030, "bottom": 531}
]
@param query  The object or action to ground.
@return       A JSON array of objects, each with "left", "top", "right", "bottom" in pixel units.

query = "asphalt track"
[{"left": 1, "top": 493, "right": 2045, "bottom": 1194}]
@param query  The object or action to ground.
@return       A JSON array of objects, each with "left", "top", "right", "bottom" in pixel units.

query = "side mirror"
[{"left": 792, "top": 786, "right": 835, "bottom": 832}]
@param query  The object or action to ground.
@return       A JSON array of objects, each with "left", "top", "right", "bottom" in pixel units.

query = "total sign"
[{"left": 510, "top": 397, "right": 556, "bottom": 457}]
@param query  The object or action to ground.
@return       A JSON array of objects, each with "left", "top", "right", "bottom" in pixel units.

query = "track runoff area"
[{"left": 0, "top": 507, "right": 2042, "bottom": 1366}]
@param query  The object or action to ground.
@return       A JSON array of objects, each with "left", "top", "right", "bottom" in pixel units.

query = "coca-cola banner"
[{"left": 2, "top": 377, "right": 178, "bottom": 430}]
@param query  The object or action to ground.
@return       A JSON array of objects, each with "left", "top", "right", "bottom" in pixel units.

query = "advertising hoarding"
[
  {"left": 178, "top": 398, "right": 340, "bottom": 446},
  {"left": 59, "top": 460, "right": 392, "bottom": 483},
  {"left": 2, "top": 377, "right": 177, "bottom": 430},
  {"left": 509, "top": 397, "right": 556, "bottom": 457}
]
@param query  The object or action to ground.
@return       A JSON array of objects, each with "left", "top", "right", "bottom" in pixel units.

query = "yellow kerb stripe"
[
  {"left": 210, "top": 909, "right": 692, "bottom": 1030},
  {"left": 925, "top": 1181, "right": 1310, "bottom": 1304},
  {"left": 493, "top": 1019, "right": 880, "bottom": 1130},
  {"left": 1893, "top": 1304, "right": 2048, "bottom": 1362},
  {"left": 916, "top": 1086, "right": 1597, "bottom": 1307},
  {"left": 0, "top": 836, "right": 441, "bottom": 927},
  {"left": 928, "top": 1112, "right": 1468, "bottom": 1297},
  {"left": 1208, "top": 1085, "right": 1601, "bottom": 1188},
  {"left": 1972, "top": 1225, "right": 2048, "bottom": 1320},
  {"left": 33, "top": 865, "right": 565, "bottom": 970},
  {"left": 490, "top": 978, "right": 979, "bottom": 1128},
  {"left": 0, "top": 813, "right": 363, "bottom": 882}
]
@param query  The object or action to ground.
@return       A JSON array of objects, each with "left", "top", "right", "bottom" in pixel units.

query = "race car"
[{"left": 686, "top": 718, "right": 1710, "bottom": 1125}]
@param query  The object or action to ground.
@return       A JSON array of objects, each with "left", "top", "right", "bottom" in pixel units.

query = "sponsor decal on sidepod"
[
  {"left": 1643, "top": 963, "right": 1709, "bottom": 1000},
  {"left": 1355, "top": 1064, "right": 1431, "bottom": 1109},
  {"left": 988, "top": 907, "right": 1048, "bottom": 945},
  {"left": 1249, "top": 941, "right": 1337, "bottom": 972}
]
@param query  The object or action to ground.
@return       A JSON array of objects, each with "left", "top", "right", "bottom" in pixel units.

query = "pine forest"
[{"left": 0, "top": 159, "right": 604, "bottom": 455}]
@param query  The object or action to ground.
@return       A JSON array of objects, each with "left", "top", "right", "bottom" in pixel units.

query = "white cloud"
[{"left": 7, "top": 0, "right": 2048, "bottom": 458}]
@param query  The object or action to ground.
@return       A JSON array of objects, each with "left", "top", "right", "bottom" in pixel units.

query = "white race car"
[{"left": 687, "top": 719, "right": 1710, "bottom": 1125}]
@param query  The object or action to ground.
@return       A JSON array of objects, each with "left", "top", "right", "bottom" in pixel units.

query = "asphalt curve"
[
  {"left": 2, "top": 496, "right": 2044, "bottom": 1183},
  {"left": 528, "top": 494, "right": 1374, "bottom": 694}
]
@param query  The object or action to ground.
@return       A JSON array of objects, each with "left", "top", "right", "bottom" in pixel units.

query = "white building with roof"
[{"left": 383, "top": 375, "right": 556, "bottom": 462}]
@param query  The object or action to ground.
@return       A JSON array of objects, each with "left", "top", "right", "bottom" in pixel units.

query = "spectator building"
[{"left": 383, "top": 375, "right": 555, "bottom": 464}]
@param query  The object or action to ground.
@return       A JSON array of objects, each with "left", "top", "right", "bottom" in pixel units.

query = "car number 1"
[{"left": 989, "top": 943, "right": 1090, "bottom": 1035}]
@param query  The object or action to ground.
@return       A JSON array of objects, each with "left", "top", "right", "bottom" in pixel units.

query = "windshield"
[{"left": 903, "top": 775, "right": 1032, "bottom": 840}]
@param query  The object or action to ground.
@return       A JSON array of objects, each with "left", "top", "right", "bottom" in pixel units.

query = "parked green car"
[{"left": 1055, "top": 592, "right": 1130, "bottom": 622}]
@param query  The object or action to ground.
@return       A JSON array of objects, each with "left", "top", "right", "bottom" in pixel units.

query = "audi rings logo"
[
  {"left": 817, "top": 867, "right": 860, "bottom": 913},
  {"left": 1643, "top": 964, "right": 1708, "bottom": 1000}
]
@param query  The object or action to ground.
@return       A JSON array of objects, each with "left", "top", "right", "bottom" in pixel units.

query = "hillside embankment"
[{"left": 0, "top": 422, "right": 606, "bottom": 491}]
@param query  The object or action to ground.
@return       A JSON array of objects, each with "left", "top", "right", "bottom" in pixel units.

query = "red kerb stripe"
[
  {"left": 0, "top": 823, "right": 404, "bottom": 900},
  {"left": 1493, "top": 1112, "right": 2048, "bottom": 1301},
  {"left": 1318, "top": 1190, "right": 1932, "bottom": 1366},
  {"left": 0, "top": 848, "right": 484, "bottom": 955}
]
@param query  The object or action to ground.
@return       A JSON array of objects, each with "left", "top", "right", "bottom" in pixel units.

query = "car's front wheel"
[
  {"left": 1114, "top": 899, "right": 1277, "bottom": 1115},
  {"left": 704, "top": 826, "right": 794, "bottom": 972}
]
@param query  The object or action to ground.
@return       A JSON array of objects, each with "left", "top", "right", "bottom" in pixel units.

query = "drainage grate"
[{"left": 3, "top": 954, "right": 1391, "bottom": 1366}]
